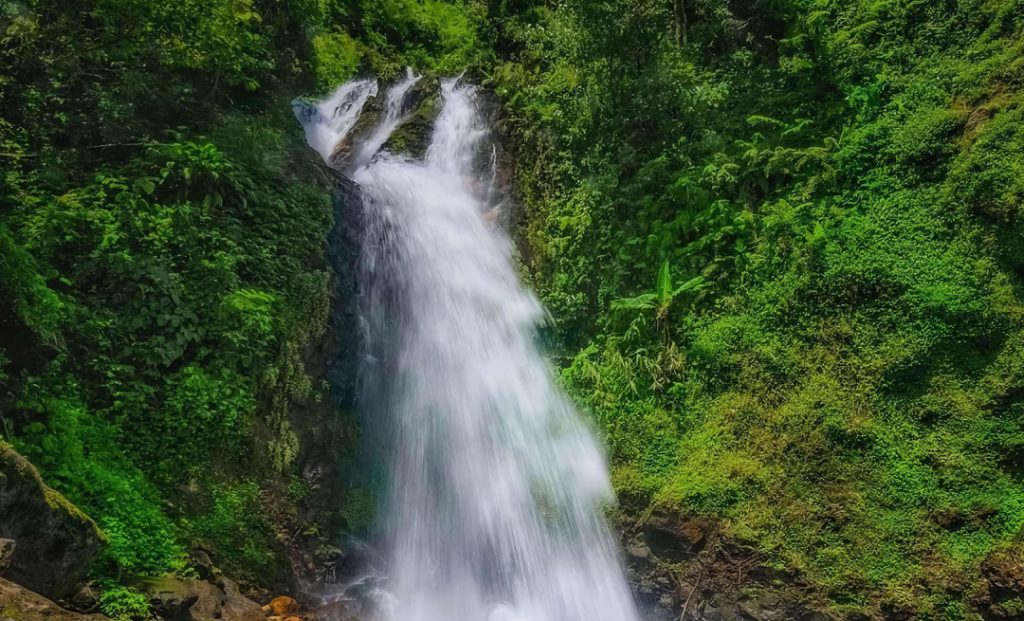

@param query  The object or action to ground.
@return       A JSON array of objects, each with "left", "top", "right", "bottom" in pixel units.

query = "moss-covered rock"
[
  {"left": 136, "top": 576, "right": 264, "bottom": 621},
  {"left": 0, "top": 443, "right": 103, "bottom": 600},
  {"left": 0, "top": 578, "right": 107, "bottom": 621},
  {"left": 381, "top": 78, "right": 441, "bottom": 160}
]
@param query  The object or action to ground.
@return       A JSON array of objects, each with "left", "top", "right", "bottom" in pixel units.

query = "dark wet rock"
[
  {"left": 976, "top": 545, "right": 1024, "bottom": 619},
  {"left": 0, "top": 540, "right": 13, "bottom": 574},
  {"left": 381, "top": 79, "right": 440, "bottom": 161},
  {"left": 219, "top": 578, "right": 265, "bottom": 621},
  {"left": 739, "top": 591, "right": 786, "bottom": 621},
  {"left": 699, "top": 603, "right": 745, "bottom": 621},
  {"left": 0, "top": 443, "right": 103, "bottom": 600},
  {"left": 64, "top": 584, "right": 98, "bottom": 613},
  {"left": 139, "top": 577, "right": 221, "bottom": 621},
  {"left": 625, "top": 544, "right": 652, "bottom": 567},
  {"left": 642, "top": 510, "right": 713, "bottom": 561},
  {"left": 189, "top": 549, "right": 220, "bottom": 583},
  {"left": 0, "top": 578, "right": 106, "bottom": 621},
  {"left": 624, "top": 508, "right": 839, "bottom": 621},
  {"left": 310, "top": 598, "right": 361, "bottom": 621}
]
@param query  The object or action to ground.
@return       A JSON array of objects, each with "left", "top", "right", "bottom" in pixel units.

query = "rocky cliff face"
[
  {"left": 622, "top": 508, "right": 1024, "bottom": 621},
  {"left": 622, "top": 509, "right": 836, "bottom": 621},
  {"left": 0, "top": 442, "right": 103, "bottom": 601}
]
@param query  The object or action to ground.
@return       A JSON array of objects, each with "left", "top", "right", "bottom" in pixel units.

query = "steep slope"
[
  {"left": 488, "top": 0, "right": 1024, "bottom": 618},
  {"left": 0, "top": 0, "right": 488, "bottom": 606}
]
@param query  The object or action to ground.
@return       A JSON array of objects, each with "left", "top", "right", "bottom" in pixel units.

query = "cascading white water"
[{"left": 297, "top": 75, "right": 639, "bottom": 621}]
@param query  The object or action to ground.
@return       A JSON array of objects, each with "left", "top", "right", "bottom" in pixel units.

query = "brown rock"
[
  {"left": 65, "top": 584, "right": 99, "bottom": 613},
  {"left": 642, "top": 509, "right": 714, "bottom": 562},
  {"left": 138, "top": 577, "right": 220, "bottom": 621},
  {"left": 625, "top": 544, "right": 652, "bottom": 565},
  {"left": 983, "top": 548, "right": 1024, "bottom": 595},
  {"left": 137, "top": 576, "right": 263, "bottom": 621},
  {"left": 977, "top": 545, "right": 1024, "bottom": 618},
  {"left": 219, "top": 578, "right": 265, "bottom": 621},
  {"left": 0, "top": 577, "right": 106, "bottom": 621},
  {"left": 189, "top": 550, "right": 219, "bottom": 582},
  {"left": 265, "top": 596, "right": 299, "bottom": 617}
]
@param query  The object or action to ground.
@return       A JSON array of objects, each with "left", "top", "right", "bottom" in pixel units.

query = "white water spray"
[{"left": 297, "top": 75, "right": 639, "bottom": 621}]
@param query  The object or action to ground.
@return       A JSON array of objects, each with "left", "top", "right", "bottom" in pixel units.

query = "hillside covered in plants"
[{"left": 2, "top": 1, "right": 1023, "bottom": 620}]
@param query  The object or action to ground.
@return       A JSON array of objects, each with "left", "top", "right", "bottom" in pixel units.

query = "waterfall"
[{"left": 296, "top": 75, "right": 639, "bottom": 621}]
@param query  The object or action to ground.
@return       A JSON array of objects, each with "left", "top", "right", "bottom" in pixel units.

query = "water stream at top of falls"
[{"left": 296, "top": 75, "right": 639, "bottom": 621}]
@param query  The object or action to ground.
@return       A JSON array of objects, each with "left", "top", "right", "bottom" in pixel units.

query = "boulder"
[
  {"left": 0, "top": 443, "right": 103, "bottom": 600},
  {"left": 218, "top": 578, "right": 265, "bottom": 621},
  {"left": 138, "top": 577, "right": 265, "bottom": 621},
  {"left": 0, "top": 577, "right": 106, "bottom": 621},
  {"left": 139, "top": 577, "right": 221, "bottom": 621},
  {"left": 188, "top": 549, "right": 220, "bottom": 583},
  {"left": 65, "top": 584, "right": 99, "bottom": 613},
  {"left": 264, "top": 596, "right": 299, "bottom": 617}
]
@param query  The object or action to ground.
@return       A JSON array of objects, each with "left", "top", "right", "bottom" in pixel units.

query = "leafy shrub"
[
  {"left": 98, "top": 585, "right": 150, "bottom": 621},
  {"left": 187, "top": 481, "right": 278, "bottom": 580},
  {"left": 313, "top": 32, "right": 364, "bottom": 91}
]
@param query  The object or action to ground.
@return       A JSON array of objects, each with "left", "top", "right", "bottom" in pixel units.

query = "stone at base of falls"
[
  {"left": 262, "top": 596, "right": 299, "bottom": 617},
  {"left": 0, "top": 578, "right": 107, "bottom": 621},
  {"left": 138, "top": 577, "right": 264, "bottom": 621},
  {"left": 0, "top": 442, "right": 103, "bottom": 600}
]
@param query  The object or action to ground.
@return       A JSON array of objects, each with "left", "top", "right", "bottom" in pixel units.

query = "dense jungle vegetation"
[
  {"left": 2, "top": 0, "right": 1023, "bottom": 619},
  {"left": 489, "top": 0, "right": 1024, "bottom": 617},
  {"left": 0, "top": 0, "right": 483, "bottom": 599}
]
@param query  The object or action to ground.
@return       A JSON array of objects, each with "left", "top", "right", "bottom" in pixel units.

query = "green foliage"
[
  {"left": 0, "top": 223, "right": 63, "bottom": 342},
  {"left": 0, "top": 0, "right": 483, "bottom": 591},
  {"left": 186, "top": 481, "right": 280, "bottom": 581},
  {"left": 5, "top": 0, "right": 1020, "bottom": 616},
  {"left": 314, "top": 31, "right": 364, "bottom": 90},
  {"left": 98, "top": 585, "right": 150, "bottom": 621},
  {"left": 495, "top": 0, "right": 1024, "bottom": 616},
  {"left": 15, "top": 378, "right": 188, "bottom": 574},
  {"left": 337, "top": 485, "right": 376, "bottom": 534},
  {"left": 304, "top": 0, "right": 488, "bottom": 86},
  {"left": 611, "top": 259, "right": 705, "bottom": 320}
]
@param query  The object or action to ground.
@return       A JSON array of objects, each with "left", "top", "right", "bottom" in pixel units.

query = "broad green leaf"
[
  {"left": 673, "top": 275, "right": 706, "bottom": 296},
  {"left": 611, "top": 293, "right": 657, "bottom": 311},
  {"left": 656, "top": 260, "right": 672, "bottom": 305}
]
